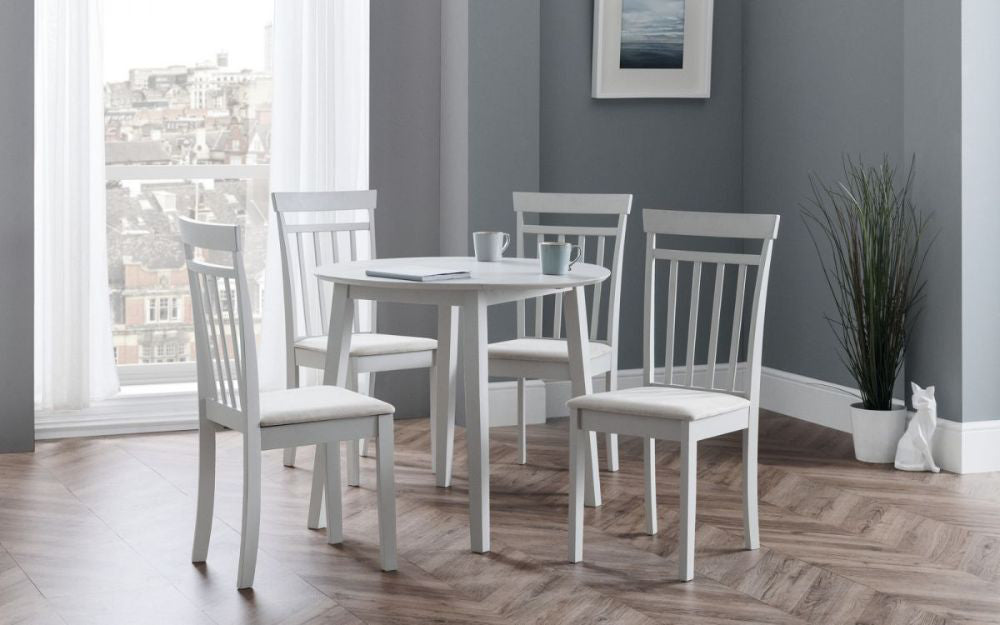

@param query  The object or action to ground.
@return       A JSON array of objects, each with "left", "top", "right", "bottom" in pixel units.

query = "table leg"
[
  {"left": 462, "top": 296, "right": 490, "bottom": 553},
  {"left": 435, "top": 305, "right": 459, "bottom": 487},
  {"left": 323, "top": 286, "right": 355, "bottom": 387},
  {"left": 308, "top": 286, "right": 355, "bottom": 528},
  {"left": 564, "top": 286, "right": 601, "bottom": 508}
]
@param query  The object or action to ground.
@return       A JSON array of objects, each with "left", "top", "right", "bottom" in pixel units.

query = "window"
[
  {"left": 146, "top": 296, "right": 180, "bottom": 323},
  {"left": 104, "top": 0, "right": 272, "bottom": 383}
]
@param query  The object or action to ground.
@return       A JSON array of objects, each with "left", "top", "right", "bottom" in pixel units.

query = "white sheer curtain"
[
  {"left": 34, "top": 0, "right": 120, "bottom": 411},
  {"left": 259, "top": 0, "right": 370, "bottom": 392}
]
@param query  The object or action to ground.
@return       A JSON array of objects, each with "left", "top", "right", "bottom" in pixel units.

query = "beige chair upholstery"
[
  {"left": 260, "top": 386, "right": 395, "bottom": 427},
  {"left": 488, "top": 338, "right": 612, "bottom": 364},
  {"left": 567, "top": 386, "right": 750, "bottom": 421},
  {"left": 295, "top": 333, "right": 438, "bottom": 357}
]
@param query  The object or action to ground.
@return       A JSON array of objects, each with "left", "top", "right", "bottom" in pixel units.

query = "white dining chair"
[
  {"left": 180, "top": 217, "right": 398, "bottom": 589},
  {"left": 272, "top": 191, "right": 438, "bottom": 499},
  {"left": 488, "top": 192, "right": 631, "bottom": 470},
  {"left": 566, "top": 209, "right": 779, "bottom": 581}
]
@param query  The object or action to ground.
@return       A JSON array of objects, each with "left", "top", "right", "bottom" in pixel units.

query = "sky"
[
  {"left": 103, "top": 0, "right": 273, "bottom": 82},
  {"left": 621, "top": 0, "right": 685, "bottom": 45}
]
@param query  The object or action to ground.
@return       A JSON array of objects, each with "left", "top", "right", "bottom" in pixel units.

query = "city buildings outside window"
[{"left": 104, "top": 1, "right": 272, "bottom": 379}]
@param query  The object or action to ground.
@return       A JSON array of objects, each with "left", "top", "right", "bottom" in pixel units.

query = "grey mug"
[{"left": 539, "top": 241, "right": 582, "bottom": 275}]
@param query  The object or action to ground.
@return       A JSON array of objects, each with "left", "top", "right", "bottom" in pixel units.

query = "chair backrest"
[
  {"left": 272, "top": 191, "right": 377, "bottom": 346},
  {"left": 513, "top": 192, "right": 632, "bottom": 349},
  {"left": 642, "top": 209, "right": 779, "bottom": 406},
  {"left": 179, "top": 216, "right": 259, "bottom": 428}
]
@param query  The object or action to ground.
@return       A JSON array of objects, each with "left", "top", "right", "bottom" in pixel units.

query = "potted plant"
[{"left": 804, "top": 157, "right": 929, "bottom": 463}]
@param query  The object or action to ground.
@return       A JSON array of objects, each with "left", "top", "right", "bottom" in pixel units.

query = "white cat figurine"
[{"left": 894, "top": 383, "right": 940, "bottom": 473}]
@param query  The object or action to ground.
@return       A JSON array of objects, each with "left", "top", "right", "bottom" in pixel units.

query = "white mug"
[{"left": 473, "top": 231, "right": 510, "bottom": 262}]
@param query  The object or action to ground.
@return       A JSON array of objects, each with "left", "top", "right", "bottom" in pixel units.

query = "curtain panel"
[
  {"left": 34, "top": 0, "right": 120, "bottom": 411},
  {"left": 259, "top": 0, "right": 371, "bottom": 392}
]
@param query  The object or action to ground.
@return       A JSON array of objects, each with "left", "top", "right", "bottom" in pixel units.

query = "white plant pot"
[{"left": 850, "top": 403, "right": 906, "bottom": 463}]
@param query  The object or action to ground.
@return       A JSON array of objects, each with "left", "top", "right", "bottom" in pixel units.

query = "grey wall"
[
  {"left": 0, "top": 0, "right": 34, "bottom": 453},
  {"left": 370, "top": 0, "right": 442, "bottom": 417},
  {"left": 539, "top": 0, "right": 744, "bottom": 371},
  {"left": 440, "top": 0, "right": 469, "bottom": 256},
  {"left": 469, "top": 0, "right": 540, "bottom": 343},
  {"left": 742, "top": 0, "right": 905, "bottom": 388},
  {"left": 901, "top": 0, "right": 963, "bottom": 420}
]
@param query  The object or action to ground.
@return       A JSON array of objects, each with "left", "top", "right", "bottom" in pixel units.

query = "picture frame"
[{"left": 592, "top": 0, "right": 714, "bottom": 99}]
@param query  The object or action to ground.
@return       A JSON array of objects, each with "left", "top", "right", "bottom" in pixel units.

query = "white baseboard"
[
  {"left": 541, "top": 365, "right": 999, "bottom": 475},
  {"left": 487, "top": 379, "right": 547, "bottom": 427},
  {"left": 934, "top": 418, "right": 1000, "bottom": 474},
  {"left": 756, "top": 367, "right": 1000, "bottom": 474}
]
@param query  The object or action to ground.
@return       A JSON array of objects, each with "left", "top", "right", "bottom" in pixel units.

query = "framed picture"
[{"left": 592, "top": 0, "right": 714, "bottom": 99}]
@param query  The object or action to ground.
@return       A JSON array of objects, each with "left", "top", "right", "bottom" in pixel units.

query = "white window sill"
[{"left": 35, "top": 383, "right": 199, "bottom": 440}]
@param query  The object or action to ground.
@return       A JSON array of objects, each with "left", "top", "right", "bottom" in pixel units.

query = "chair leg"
[
  {"left": 323, "top": 442, "right": 343, "bottom": 544},
  {"left": 679, "top": 427, "right": 697, "bottom": 582},
  {"left": 643, "top": 437, "right": 657, "bottom": 535},
  {"left": 429, "top": 364, "right": 438, "bottom": 472},
  {"left": 584, "top": 430, "right": 601, "bottom": 508},
  {"left": 517, "top": 378, "right": 527, "bottom": 465},
  {"left": 743, "top": 423, "right": 760, "bottom": 550},
  {"left": 283, "top": 367, "right": 300, "bottom": 467},
  {"left": 360, "top": 373, "right": 376, "bottom": 458},
  {"left": 347, "top": 374, "right": 362, "bottom": 487},
  {"left": 236, "top": 436, "right": 262, "bottom": 589},
  {"left": 568, "top": 410, "right": 586, "bottom": 563},
  {"left": 191, "top": 411, "right": 215, "bottom": 563},
  {"left": 605, "top": 372, "right": 619, "bottom": 472},
  {"left": 307, "top": 445, "right": 325, "bottom": 529},
  {"left": 375, "top": 414, "right": 398, "bottom": 571}
]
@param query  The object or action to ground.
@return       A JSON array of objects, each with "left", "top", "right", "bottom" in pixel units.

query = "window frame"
[{"left": 109, "top": 164, "right": 269, "bottom": 386}]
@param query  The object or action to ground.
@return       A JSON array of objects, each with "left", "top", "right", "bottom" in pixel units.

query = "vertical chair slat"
[
  {"left": 706, "top": 263, "right": 725, "bottom": 389},
  {"left": 210, "top": 276, "right": 238, "bottom": 409},
  {"left": 665, "top": 259, "right": 679, "bottom": 385},
  {"left": 553, "top": 234, "right": 566, "bottom": 338},
  {"left": 515, "top": 212, "right": 526, "bottom": 338},
  {"left": 685, "top": 262, "right": 702, "bottom": 387},
  {"left": 590, "top": 235, "right": 606, "bottom": 341},
  {"left": 294, "top": 232, "right": 311, "bottom": 337},
  {"left": 233, "top": 266, "right": 253, "bottom": 413},
  {"left": 728, "top": 264, "right": 748, "bottom": 391},
  {"left": 577, "top": 235, "right": 589, "bottom": 339},
  {"left": 368, "top": 209, "right": 378, "bottom": 334},
  {"left": 534, "top": 234, "right": 544, "bottom": 338},
  {"left": 223, "top": 277, "right": 243, "bottom": 397},
  {"left": 643, "top": 233, "right": 656, "bottom": 385},
  {"left": 314, "top": 232, "right": 328, "bottom": 329},
  {"left": 745, "top": 263, "right": 767, "bottom": 395},
  {"left": 200, "top": 273, "right": 228, "bottom": 406},
  {"left": 350, "top": 230, "right": 361, "bottom": 333}
]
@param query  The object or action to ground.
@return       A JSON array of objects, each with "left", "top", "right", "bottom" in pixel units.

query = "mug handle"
[
  {"left": 501, "top": 232, "right": 511, "bottom": 253},
  {"left": 568, "top": 245, "right": 583, "bottom": 270}
]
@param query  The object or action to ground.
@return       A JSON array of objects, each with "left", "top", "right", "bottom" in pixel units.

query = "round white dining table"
[{"left": 315, "top": 256, "right": 609, "bottom": 554}]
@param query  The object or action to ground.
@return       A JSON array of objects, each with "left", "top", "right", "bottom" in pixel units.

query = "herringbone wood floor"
[{"left": 3, "top": 412, "right": 1000, "bottom": 625}]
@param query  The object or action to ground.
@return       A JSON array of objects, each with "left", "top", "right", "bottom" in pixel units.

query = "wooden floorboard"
[{"left": 1, "top": 411, "right": 999, "bottom": 625}]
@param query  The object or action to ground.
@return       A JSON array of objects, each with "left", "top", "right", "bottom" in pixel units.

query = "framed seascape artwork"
[{"left": 592, "top": 0, "right": 714, "bottom": 98}]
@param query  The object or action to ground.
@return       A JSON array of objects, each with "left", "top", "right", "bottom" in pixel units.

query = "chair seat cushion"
[
  {"left": 487, "top": 338, "right": 612, "bottom": 363},
  {"left": 259, "top": 386, "right": 394, "bottom": 427},
  {"left": 295, "top": 333, "right": 438, "bottom": 357},
  {"left": 567, "top": 386, "right": 750, "bottom": 421}
]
